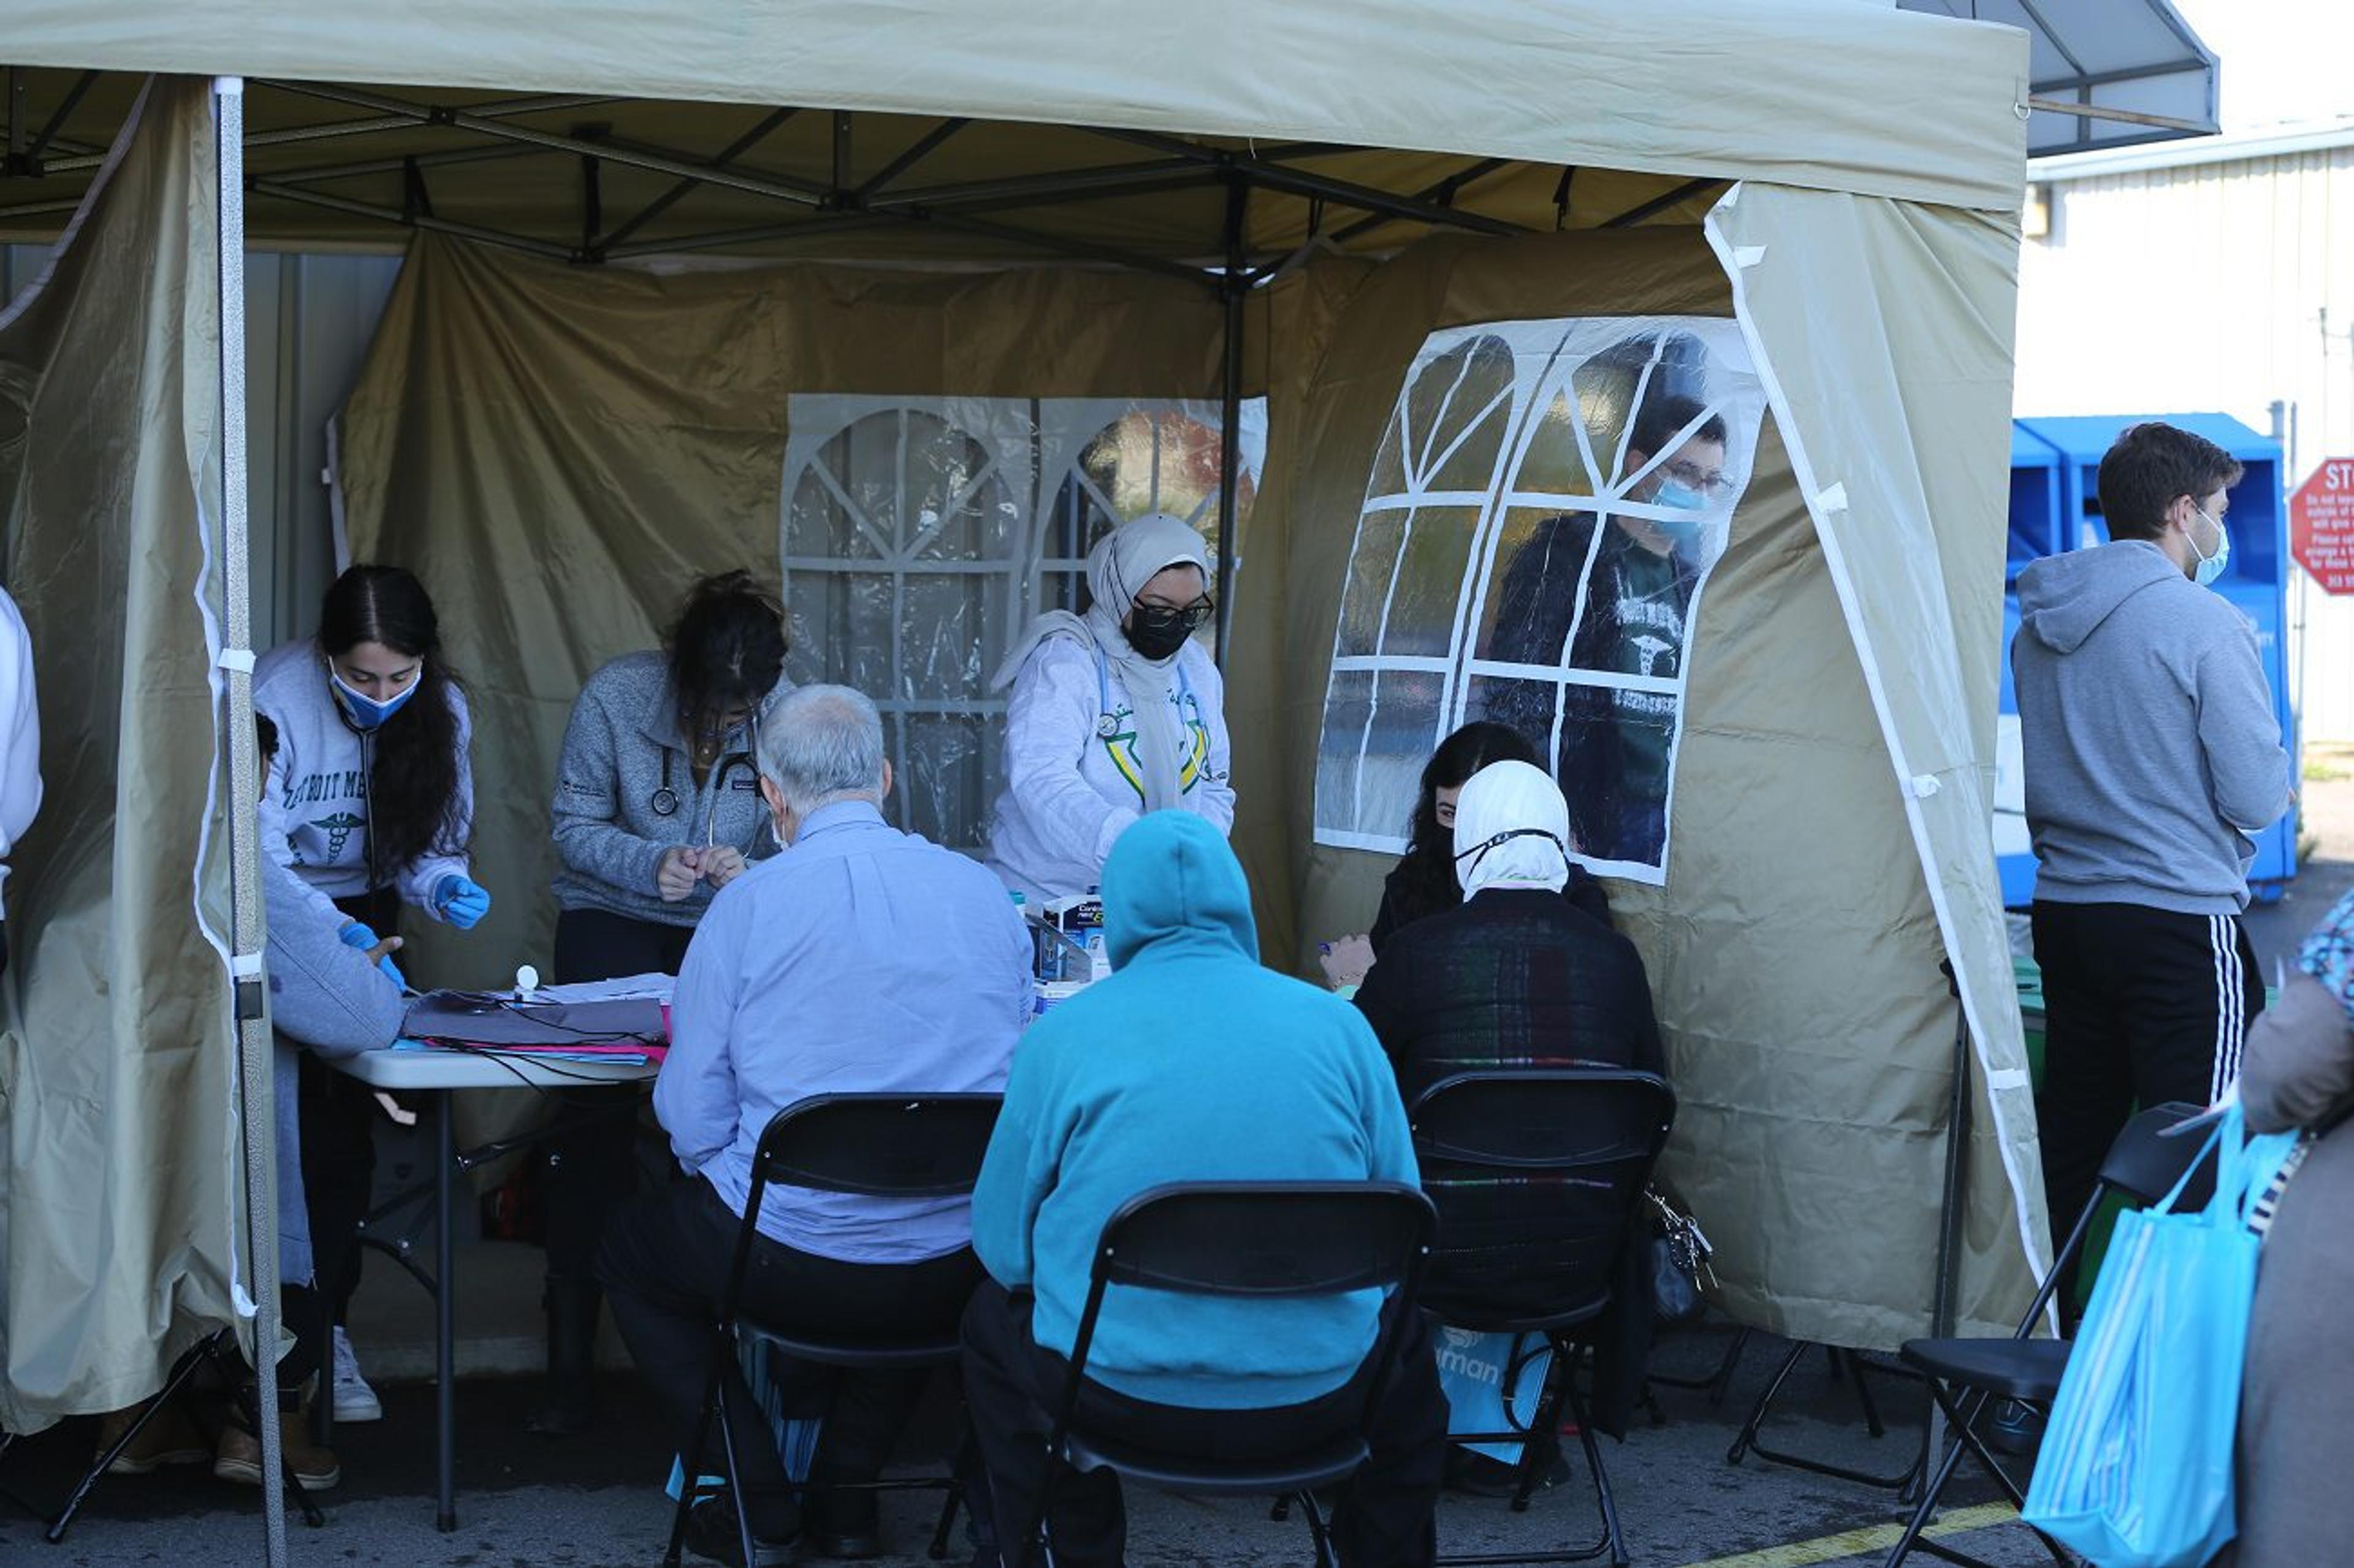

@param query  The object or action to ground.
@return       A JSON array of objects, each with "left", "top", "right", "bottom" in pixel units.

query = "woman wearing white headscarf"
[
  {"left": 1353, "top": 759, "right": 1669, "bottom": 1450},
  {"left": 985, "top": 513, "right": 1235, "bottom": 902},
  {"left": 1354, "top": 760, "right": 1663, "bottom": 1108}
]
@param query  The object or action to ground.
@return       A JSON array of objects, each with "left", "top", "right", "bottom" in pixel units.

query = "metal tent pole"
[
  {"left": 1213, "top": 177, "right": 1247, "bottom": 666},
  {"left": 215, "top": 74, "right": 289, "bottom": 1568}
]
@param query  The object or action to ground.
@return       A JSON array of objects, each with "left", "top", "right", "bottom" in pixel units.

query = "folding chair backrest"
[
  {"left": 1092, "top": 1181, "right": 1436, "bottom": 1299},
  {"left": 2010, "top": 1100, "right": 2215, "bottom": 1338},
  {"left": 1406, "top": 1069, "right": 1676, "bottom": 1328},
  {"left": 752, "top": 1092, "right": 1002, "bottom": 1199},
  {"left": 2094, "top": 1101, "right": 2216, "bottom": 1209}
]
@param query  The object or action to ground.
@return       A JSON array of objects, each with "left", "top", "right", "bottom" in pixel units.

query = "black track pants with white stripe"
[{"left": 2031, "top": 898, "right": 2264, "bottom": 1306}]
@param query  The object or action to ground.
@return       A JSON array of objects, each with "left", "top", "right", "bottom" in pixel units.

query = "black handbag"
[{"left": 1643, "top": 1186, "right": 1714, "bottom": 1325}]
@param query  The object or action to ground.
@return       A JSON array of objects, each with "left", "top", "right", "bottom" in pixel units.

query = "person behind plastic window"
[
  {"left": 1485, "top": 392, "right": 1729, "bottom": 866},
  {"left": 985, "top": 513, "right": 1234, "bottom": 902},
  {"left": 529, "top": 569, "right": 789, "bottom": 1436},
  {"left": 2013, "top": 421, "right": 2291, "bottom": 1316},
  {"left": 253, "top": 563, "right": 487, "bottom": 1426}
]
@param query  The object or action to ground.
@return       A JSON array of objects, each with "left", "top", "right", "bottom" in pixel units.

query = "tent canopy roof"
[
  {"left": 0, "top": 74, "right": 1744, "bottom": 270},
  {"left": 2, "top": 0, "right": 2034, "bottom": 254},
  {"left": 1898, "top": 0, "right": 2218, "bottom": 154}
]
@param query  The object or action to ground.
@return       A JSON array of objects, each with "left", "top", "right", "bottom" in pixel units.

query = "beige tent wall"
[
  {"left": 334, "top": 236, "right": 1236, "bottom": 993},
  {"left": 1237, "top": 224, "right": 2039, "bottom": 1348},
  {"left": 1706, "top": 186, "right": 2047, "bottom": 1338},
  {"left": 0, "top": 78, "right": 240, "bottom": 1430}
]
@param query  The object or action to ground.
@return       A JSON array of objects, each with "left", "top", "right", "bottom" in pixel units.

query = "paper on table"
[{"left": 533, "top": 972, "right": 676, "bottom": 1005}]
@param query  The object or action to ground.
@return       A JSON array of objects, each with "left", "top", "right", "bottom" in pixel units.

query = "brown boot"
[
  {"left": 93, "top": 1398, "right": 210, "bottom": 1475},
  {"left": 213, "top": 1407, "right": 340, "bottom": 1491}
]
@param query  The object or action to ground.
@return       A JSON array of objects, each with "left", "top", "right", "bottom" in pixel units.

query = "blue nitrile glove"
[
  {"left": 432, "top": 874, "right": 492, "bottom": 931},
  {"left": 338, "top": 920, "right": 406, "bottom": 987}
]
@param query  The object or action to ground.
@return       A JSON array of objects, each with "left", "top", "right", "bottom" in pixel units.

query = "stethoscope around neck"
[{"left": 650, "top": 744, "right": 757, "bottom": 841}]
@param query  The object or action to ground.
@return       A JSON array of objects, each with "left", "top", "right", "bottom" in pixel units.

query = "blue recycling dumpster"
[{"left": 1999, "top": 414, "right": 2296, "bottom": 906}]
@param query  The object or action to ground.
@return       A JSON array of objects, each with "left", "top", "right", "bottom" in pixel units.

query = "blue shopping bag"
[
  {"left": 1433, "top": 1326, "right": 1553, "bottom": 1465},
  {"left": 2022, "top": 1106, "right": 2299, "bottom": 1568}
]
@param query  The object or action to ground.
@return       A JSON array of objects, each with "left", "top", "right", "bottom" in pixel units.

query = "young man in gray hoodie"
[{"left": 2013, "top": 421, "right": 2291, "bottom": 1295}]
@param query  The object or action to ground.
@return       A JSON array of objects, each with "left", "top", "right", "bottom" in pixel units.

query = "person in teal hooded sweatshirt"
[{"left": 962, "top": 810, "right": 1447, "bottom": 1568}]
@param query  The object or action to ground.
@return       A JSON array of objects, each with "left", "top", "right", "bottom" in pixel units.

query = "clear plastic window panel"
[
  {"left": 782, "top": 395, "right": 1266, "bottom": 853},
  {"left": 1314, "top": 318, "right": 1764, "bottom": 884}
]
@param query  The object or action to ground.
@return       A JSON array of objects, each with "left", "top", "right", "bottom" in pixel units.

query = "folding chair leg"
[
  {"left": 1724, "top": 1338, "right": 1809, "bottom": 1464},
  {"left": 1876, "top": 1408, "right": 1975, "bottom": 1568},
  {"left": 664, "top": 1326, "right": 737, "bottom": 1568},
  {"left": 1296, "top": 1487, "right": 1337, "bottom": 1568},
  {"left": 928, "top": 1484, "right": 963, "bottom": 1561},
  {"left": 928, "top": 1437, "right": 973, "bottom": 1561},
  {"left": 1563, "top": 1377, "right": 1628, "bottom": 1568},
  {"left": 46, "top": 1329, "right": 223, "bottom": 1544},
  {"left": 1833, "top": 1349, "right": 1888, "bottom": 1439},
  {"left": 712, "top": 1380, "right": 759, "bottom": 1568},
  {"left": 1510, "top": 1349, "right": 1572, "bottom": 1514}
]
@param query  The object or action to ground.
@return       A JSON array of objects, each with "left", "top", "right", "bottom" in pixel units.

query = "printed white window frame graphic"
[
  {"left": 1313, "top": 317, "right": 1766, "bottom": 885},
  {"left": 781, "top": 394, "right": 1264, "bottom": 852}
]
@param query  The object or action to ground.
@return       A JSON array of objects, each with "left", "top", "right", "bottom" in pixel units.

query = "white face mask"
[{"left": 2188, "top": 503, "right": 2231, "bottom": 587}]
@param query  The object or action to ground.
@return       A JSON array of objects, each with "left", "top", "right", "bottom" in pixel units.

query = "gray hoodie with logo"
[{"left": 2013, "top": 539, "right": 2291, "bottom": 915}]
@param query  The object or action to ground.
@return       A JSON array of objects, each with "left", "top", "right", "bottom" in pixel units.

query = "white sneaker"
[{"left": 331, "top": 1326, "right": 383, "bottom": 1423}]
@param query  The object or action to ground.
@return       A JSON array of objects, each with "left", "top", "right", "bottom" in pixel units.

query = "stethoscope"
[
  {"left": 650, "top": 744, "right": 758, "bottom": 844},
  {"left": 1092, "top": 645, "right": 1195, "bottom": 740}
]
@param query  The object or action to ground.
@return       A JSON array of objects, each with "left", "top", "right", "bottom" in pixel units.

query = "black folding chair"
[
  {"left": 1408, "top": 1068, "right": 1677, "bottom": 1568},
  {"left": 1876, "top": 1102, "right": 2215, "bottom": 1568},
  {"left": 1007, "top": 1180, "right": 1439, "bottom": 1568},
  {"left": 663, "top": 1092, "right": 1004, "bottom": 1568}
]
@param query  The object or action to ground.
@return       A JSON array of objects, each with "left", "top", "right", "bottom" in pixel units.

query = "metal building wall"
[
  {"left": 1, "top": 243, "right": 399, "bottom": 642},
  {"left": 2016, "top": 140, "right": 2354, "bottom": 739}
]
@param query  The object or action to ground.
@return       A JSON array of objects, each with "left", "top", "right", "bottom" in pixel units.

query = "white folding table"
[{"left": 330, "top": 1043, "right": 658, "bottom": 1531}]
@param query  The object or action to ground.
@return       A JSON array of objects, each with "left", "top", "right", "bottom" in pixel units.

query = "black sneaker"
[
  {"left": 685, "top": 1493, "right": 801, "bottom": 1568},
  {"left": 1983, "top": 1399, "right": 2046, "bottom": 1458}
]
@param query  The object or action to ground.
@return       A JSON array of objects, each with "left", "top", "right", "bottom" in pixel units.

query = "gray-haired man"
[{"left": 600, "top": 685, "right": 1033, "bottom": 1565}]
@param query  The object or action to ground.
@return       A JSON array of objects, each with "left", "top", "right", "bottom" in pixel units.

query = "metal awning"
[{"left": 1899, "top": 0, "right": 2218, "bottom": 154}]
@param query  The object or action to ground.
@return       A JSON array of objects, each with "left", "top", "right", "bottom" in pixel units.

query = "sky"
[{"left": 2169, "top": 0, "right": 2354, "bottom": 131}]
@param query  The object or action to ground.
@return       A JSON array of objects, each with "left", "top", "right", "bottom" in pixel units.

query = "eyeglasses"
[
  {"left": 1130, "top": 596, "right": 1216, "bottom": 636},
  {"left": 1663, "top": 459, "right": 1734, "bottom": 497}
]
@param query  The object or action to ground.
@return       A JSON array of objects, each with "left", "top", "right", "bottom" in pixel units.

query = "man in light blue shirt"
[{"left": 601, "top": 684, "right": 1031, "bottom": 1566}]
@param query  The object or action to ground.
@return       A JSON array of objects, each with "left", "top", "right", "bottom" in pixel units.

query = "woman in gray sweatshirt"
[{"left": 530, "top": 570, "right": 788, "bottom": 1434}]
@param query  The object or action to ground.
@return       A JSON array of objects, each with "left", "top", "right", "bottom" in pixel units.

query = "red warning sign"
[{"left": 2293, "top": 459, "right": 2354, "bottom": 594}]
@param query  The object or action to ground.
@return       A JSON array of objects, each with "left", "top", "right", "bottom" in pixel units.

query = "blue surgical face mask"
[
  {"left": 2188, "top": 504, "right": 2231, "bottom": 587},
  {"left": 1652, "top": 480, "right": 1708, "bottom": 514},
  {"left": 330, "top": 666, "right": 419, "bottom": 730}
]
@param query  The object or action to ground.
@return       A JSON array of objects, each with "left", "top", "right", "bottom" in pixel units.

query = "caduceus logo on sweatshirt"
[
  {"left": 1100, "top": 689, "right": 1213, "bottom": 807},
  {"left": 310, "top": 810, "right": 366, "bottom": 864}
]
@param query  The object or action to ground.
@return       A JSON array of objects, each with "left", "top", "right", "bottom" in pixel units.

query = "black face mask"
[{"left": 1123, "top": 610, "right": 1197, "bottom": 662}]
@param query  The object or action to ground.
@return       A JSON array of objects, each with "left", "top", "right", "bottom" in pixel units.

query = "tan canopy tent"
[{"left": 0, "top": 1, "right": 2052, "bottom": 1528}]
